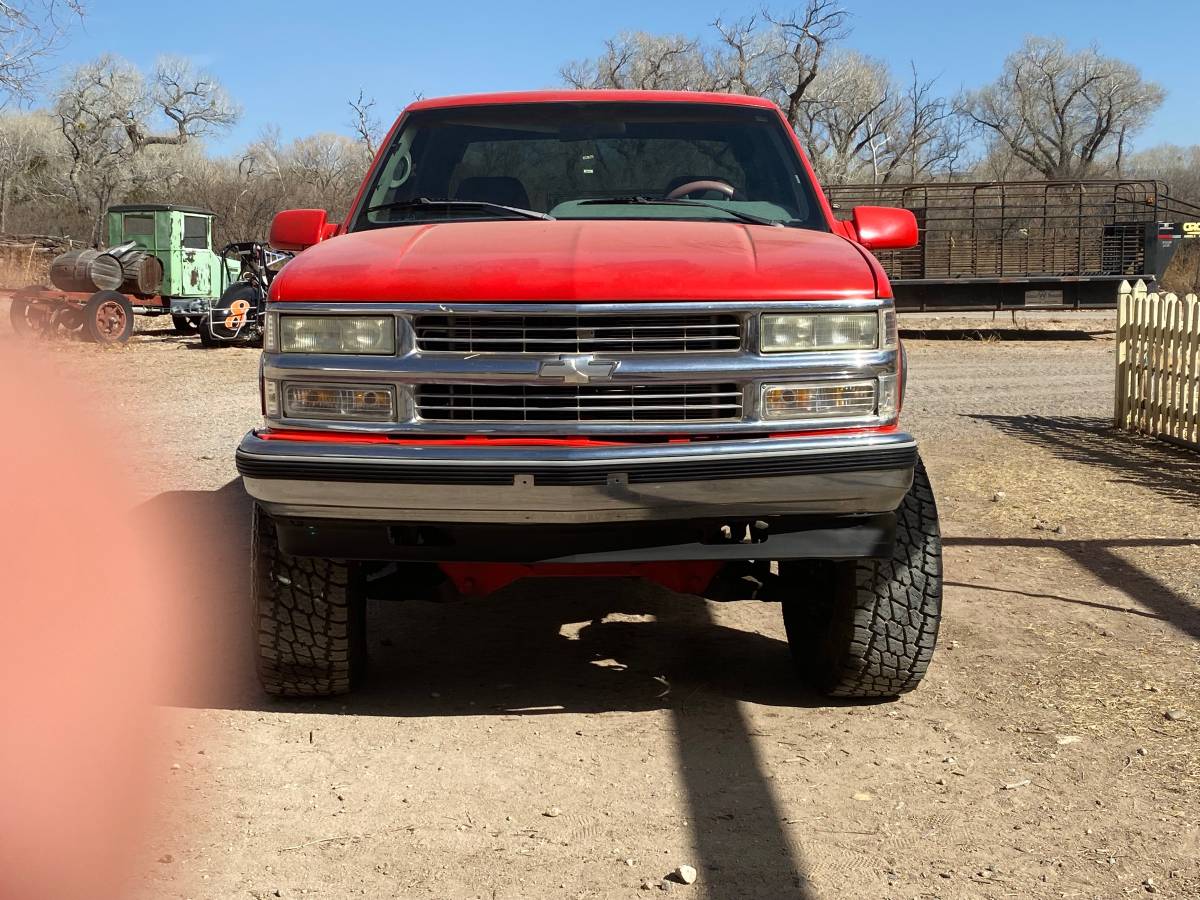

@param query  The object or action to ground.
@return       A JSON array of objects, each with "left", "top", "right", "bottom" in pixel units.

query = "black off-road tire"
[
  {"left": 171, "top": 314, "right": 200, "bottom": 336},
  {"left": 196, "top": 318, "right": 219, "bottom": 347},
  {"left": 252, "top": 505, "right": 366, "bottom": 697},
  {"left": 782, "top": 455, "right": 942, "bottom": 698}
]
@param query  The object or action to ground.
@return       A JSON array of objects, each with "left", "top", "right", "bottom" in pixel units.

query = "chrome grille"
[
  {"left": 416, "top": 384, "right": 743, "bottom": 423},
  {"left": 413, "top": 313, "right": 742, "bottom": 354}
]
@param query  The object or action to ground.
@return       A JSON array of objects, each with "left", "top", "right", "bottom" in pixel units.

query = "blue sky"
[{"left": 45, "top": 0, "right": 1200, "bottom": 155}]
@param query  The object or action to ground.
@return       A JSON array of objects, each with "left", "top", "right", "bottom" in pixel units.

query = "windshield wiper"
[
  {"left": 364, "top": 197, "right": 554, "bottom": 221},
  {"left": 578, "top": 196, "right": 782, "bottom": 227}
]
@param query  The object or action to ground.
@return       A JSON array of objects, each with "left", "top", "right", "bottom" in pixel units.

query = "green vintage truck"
[{"left": 106, "top": 204, "right": 233, "bottom": 322}]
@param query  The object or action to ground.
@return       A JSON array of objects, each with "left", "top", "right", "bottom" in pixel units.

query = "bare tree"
[
  {"left": 242, "top": 125, "right": 285, "bottom": 181},
  {"left": 709, "top": 14, "right": 776, "bottom": 95},
  {"left": 797, "top": 50, "right": 895, "bottom": 183},
  {"left": 348, "top": 90, "right": 382, "bottom": 158},
  {"left": 561, "top": 31, "right": 714, "bottom": 91},
  {"left": 562, "top": 3, "right": 849, "bottom": 110},
  {"left": 52, "top": 55, "right": 143, "bottom": 241},
  {"left": 563, "top": 12, "right": 960, "bottom": 187},
  {"left": 0, "top": 0, "right": 82, "bottom": 105},
  {"left": 50, "top": 54, "right": 239, "bottom": 241},
  {"left": 1126, "top": 143, "right": 1200, "bottom": 202},
  {"left": 884, "top": 64, "right": 969, "bottom": 182},
  {"left": 180, "top": 125, "right": 370, "bottom": 244},
  {"left": 124, "top": 55, "right": 239, "bottom": 148},
  {"left": 756, "top": 2, "right": 849, "bottom": 129},
  {"left": 957, "top": 37, "right": 1165, "bottom": 180},
  {"left": 3, "top": 57, "right": 376, "bottom": 244},
  {"left": 798, "top": 54, "right": 968, "bottom": 185},
  {"left": 559, "top": 3, "right": 970, "bottom": 185},
  {"left": 0, "top": 109, "right": 54, "bottom": 230},
  {"left": 289, "top": 132, "right": 361, "bottom": 192}
]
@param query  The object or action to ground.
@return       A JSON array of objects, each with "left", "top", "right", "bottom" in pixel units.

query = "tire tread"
[
  {"left": 252, "top": 506, "right": 363, "bottom": 697},
  {"left": 784, "top": 455, "right": 942, "bottom": 698}
]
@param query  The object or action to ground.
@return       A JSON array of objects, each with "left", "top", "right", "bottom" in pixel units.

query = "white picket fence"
[{"left": 1115, "top": 280, "right": 1200, "bottom": 450}]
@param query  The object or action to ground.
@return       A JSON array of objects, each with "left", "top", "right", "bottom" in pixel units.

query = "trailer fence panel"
[
  {"left": 825, "top": 180, "right": 1200, "bottom": 312},
  {"left": 1116, "top": 279, "right": 1200, "bottom": 450}
]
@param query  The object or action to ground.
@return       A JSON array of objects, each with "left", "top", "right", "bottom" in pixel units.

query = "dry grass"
[
  {"left": 1162, "top": 239, "right": 1200, "bottom": 295},
  {"left": 0, "top": 244, "right": 52, "bottom": 290}
]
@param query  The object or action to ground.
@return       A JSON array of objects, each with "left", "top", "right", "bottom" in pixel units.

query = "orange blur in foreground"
[{"left": 0, "top": 348, "right": 188, "bottom": 900}]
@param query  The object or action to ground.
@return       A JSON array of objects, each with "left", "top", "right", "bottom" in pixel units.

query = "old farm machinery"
[
  {"left": 7, "top": 204, "right": 290, "bottom": 345},
  {"left": 198, "top": 240, "right": 292, "bottom": 346}
]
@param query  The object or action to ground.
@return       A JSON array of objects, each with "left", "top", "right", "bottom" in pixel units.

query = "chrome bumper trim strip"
[{"left": 238, "top": 431, "right": 916, "bottom": 525}]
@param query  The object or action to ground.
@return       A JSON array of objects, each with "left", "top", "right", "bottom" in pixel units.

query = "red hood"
[{"left": 270, "top": 220, "right": 880, "bottom": 303}]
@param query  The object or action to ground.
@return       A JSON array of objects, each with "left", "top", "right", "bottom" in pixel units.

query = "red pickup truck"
[{"left": 236, "top": 90, "right": 941, "bottom": 700}]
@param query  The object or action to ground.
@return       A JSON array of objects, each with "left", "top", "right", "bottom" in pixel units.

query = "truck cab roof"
[
  {"left": 108, "top": 203, "right": 217, "bottom": 217},
  {"left": 406, "top": 90, "right": 780, "bottom": 112}
]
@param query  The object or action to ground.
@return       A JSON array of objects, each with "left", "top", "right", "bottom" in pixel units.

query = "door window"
[{"left": 183, "top": 216, "right": 209, "bottom": 250}]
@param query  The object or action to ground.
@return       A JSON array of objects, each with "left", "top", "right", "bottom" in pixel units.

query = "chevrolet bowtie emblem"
[{"left": 538, "top": 354, "right": 619, "bottom": 384}]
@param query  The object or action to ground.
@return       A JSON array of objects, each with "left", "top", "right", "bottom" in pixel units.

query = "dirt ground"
[{"left": 4, "top": 310, "right": 1198, "bottom": 899}]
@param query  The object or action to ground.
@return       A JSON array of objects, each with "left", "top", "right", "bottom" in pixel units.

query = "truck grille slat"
[
  {"left": 418, "top": 336, "right": 738, "bottom": 346},
  {"left": 420, "top": 328, "right": 739, "bottom": 336},
  {"left": 417, "top": 390, "right": 739, "bottom": 401},
  {"left": 415, "top": 313, "right": 743, "bottom": 353},
  {"left": 416, "top": 384, "right": 743, "bottom": 423}
]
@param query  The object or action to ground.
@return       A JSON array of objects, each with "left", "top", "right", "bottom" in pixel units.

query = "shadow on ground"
[
  {"left": 141, "top": 480, "right": 819, "bottom": 897},
  {"left": 132, "top": 326, "right": 212, "bottom": 349},
  {"left": 972, "top": 414, "right": 1200, "bottom": 509},
  {"left": 942, "top": 579, "right": 1172, "bottom": 623},
  {"left": 900, "top": 326, "right": 1108, "bottom": 342},
  {"left": 945, "top": 535, "right": 1200, "bottom": 642}
]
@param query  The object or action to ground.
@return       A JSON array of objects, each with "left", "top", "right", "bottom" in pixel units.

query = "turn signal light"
[
  {"left": 282, "top": 383, "right": 396, "bottom": 422},
  {"left": 761, "top": 380, "right": 877, "bottom": 420}
]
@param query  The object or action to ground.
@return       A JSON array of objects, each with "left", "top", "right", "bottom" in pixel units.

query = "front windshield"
[{"left": 351, "top": 101, "right": 827, "bottom": 231}]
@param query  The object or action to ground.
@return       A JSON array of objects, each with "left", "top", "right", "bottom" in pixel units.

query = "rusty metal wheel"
[
  {"left": 82, "top": 291, "right": 134, "bottom": 344},
  {"left": 9, "top": 298, "right": 35, "bottom": 337},
  {"left": 49, "top": 304, "right": 84, "bottom": 338},
  {"left": 10, "top": 298, "right": 58, "bottom": 338}
]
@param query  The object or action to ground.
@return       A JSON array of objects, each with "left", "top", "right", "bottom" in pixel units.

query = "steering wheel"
[{"left": 666, "top": 179, "right": 736, "bottom": 200}]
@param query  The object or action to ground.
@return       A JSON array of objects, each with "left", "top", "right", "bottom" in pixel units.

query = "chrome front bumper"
[{"left": 237, "top": 430, "right": 917, "bottom": 525}]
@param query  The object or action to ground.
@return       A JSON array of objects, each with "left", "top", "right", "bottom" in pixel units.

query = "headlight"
[
  {"left": 761, "top": 312, "right": 879, "bottom": 353},
  {"left": 282, "top": 383, "right": 396, "bottom": 421},
  {"left": 761, "top": 380, "right": 877, "bottom": 420},
  {"left": 279, "top": 315, "right": 395, "bottom": 354}
]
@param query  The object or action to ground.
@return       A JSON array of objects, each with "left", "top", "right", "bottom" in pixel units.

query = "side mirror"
[
  {"left": 849, "top": 206, "right": 918, "bottom": 251},
  {"left": 269, "top": 209, "right": 330, "bottom": 252}
]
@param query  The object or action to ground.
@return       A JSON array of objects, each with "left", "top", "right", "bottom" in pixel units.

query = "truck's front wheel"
[
  {"left": 781, "top": 456, "right": 942, "bottom": 698},
  {"left": 252, "top": 505, "right": 366, "bottom": 697}
]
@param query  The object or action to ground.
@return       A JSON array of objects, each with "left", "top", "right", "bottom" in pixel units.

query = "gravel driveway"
[{"left": 4, "top": 311, "right": 1197, "bottom": 899}]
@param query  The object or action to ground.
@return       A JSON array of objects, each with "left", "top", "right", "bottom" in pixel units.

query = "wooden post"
[
  {"left": 1185, "top": 294, "right": 1200, "bottom": 445},
  {"left": 1115, "top": 280, "right": 1129, "bottom": 428}
]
